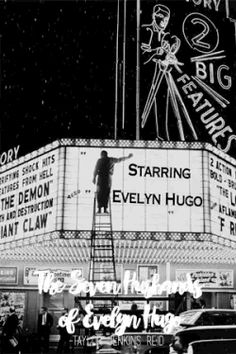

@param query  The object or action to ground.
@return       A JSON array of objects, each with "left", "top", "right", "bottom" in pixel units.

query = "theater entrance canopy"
[{"left": 0, "top": 139, "right": 236, "bottom": 264}]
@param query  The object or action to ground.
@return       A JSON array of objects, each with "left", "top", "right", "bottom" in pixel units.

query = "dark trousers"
[
  {"left": 39, "top": 327, "right": 50, "bottom": 353},
  {"left": 97, "top": 176, "right": 111, "bottom": 209},
  {"left": 1, "top": 335, "right": 20, "bottom": 354},
  {"left": 57, "top": 335, "right": 70, "bottom": 354}
]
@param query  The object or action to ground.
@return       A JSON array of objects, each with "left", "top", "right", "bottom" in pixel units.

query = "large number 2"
[
  {"left": 191, "top": 18, "right": 210, "bottom": 50},
  {"left": 182, "top": 13, "right": 219, "bottom": 54}
]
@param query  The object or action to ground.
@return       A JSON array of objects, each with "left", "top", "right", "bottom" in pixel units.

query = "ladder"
[{"left": 88, "top": 194, "right": 117, "bottom": 311}]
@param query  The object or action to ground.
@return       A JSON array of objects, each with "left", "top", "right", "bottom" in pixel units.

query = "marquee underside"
[{"left": 1, "top": 231, "right": 236, "bottom": 264}]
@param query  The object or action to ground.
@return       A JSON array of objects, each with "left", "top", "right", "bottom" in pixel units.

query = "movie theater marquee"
[
  {"left": 64, "top": 147, "right": 204, "bottom": 234},
  {"left": 209, "top": 152, "right": 236, "bottom": 239},
  {"left": 0, "top": 149, "right": 58, "bottom": 242},
  {"left": 0, "top": 141, "right": 235, "bottom": 243}
]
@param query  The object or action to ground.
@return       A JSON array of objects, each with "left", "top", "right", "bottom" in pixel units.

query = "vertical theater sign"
[{"left": 140, "top": 0, "right": 236, "bottom": 156}]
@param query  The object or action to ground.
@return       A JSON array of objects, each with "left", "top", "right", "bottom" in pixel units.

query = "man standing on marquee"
[
  {"left": 93, "top": 150, "right": 133, "bottom": 213},
  {"left": 38, "top": 307, "right": 53, "bottom": 353}
]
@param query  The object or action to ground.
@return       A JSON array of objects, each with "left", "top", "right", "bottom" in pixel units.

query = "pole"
[
  {"left": 225, "top": 0, "right": 229, "bottom": 18},
  {"left": 0, "top": 34, "right": 2, "bottom": 151},
  {"left": 122, "top": 0, "right": 127, "bottom": 130},
  {"left": 114, "top": 0, "right": 120, "bottom": 140},
  {"left": 234, "top": 21, "right": 236, "bottom": 47},
  {"left": 136, "top": 0, "right": 140, "bottom": 140},
  {"left": 166, "top": 262, "right": 170, "bottom": 311},
  {"left": 0, "top": 35, "right": 1, "bottom": 100}
]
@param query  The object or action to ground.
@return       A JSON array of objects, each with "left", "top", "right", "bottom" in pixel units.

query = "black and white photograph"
[{"left": 1, "top": 0, "right": 236, "bottom": 353}]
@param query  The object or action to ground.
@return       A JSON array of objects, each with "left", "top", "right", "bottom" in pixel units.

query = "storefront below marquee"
[{"left": 1, "top": 256, "right": 236, "bottom": 338}]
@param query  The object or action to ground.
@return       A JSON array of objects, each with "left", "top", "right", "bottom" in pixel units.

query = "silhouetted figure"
[
  {"left": 191, "top": 298, "right": 201, "bottom": 309},
  {"left": 199, "top": 299, "right": 206, "bottom": 309},
  {"left": 57, "top": 309, "right": 70, "bottom": 354},
  {"left": 93, "top": 150, "right": 133, "bottom": 213},
  {"left": 38, "top": 307, "right": 53, "bottom": 353},
  {"left": 2, "top": 307, "right": 20, "bottom": 354},
  {"left": 129, "top": 303, "right": 143, "bottom": 332}
]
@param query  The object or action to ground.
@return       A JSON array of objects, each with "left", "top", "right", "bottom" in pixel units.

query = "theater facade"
[{"left": 0, "top": 138, "right": 236, "bottom": 333}]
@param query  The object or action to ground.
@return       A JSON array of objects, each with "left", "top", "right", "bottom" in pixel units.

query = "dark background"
[
  {"left": 0, "top": 0, "right": 236, "bottom": 157},
  {"left": 139, "top": 0, "right": 236, "bottom": 151}
]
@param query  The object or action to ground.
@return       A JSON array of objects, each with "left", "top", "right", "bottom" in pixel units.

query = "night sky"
[
  {"left": 0, "top": 1, "right": 122, "bottom": 155},
  {"left": 0, "top": 0, "right": 236, "bottom": 157}
]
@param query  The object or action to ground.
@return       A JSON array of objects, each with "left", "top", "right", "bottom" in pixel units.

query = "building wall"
[{"left": 1, "top": 258, "right": 236, "bottom": 333}]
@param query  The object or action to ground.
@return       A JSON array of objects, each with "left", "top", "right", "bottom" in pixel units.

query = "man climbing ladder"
[{"left": 92, "top": 150, "right": 133, "bottom": 213}]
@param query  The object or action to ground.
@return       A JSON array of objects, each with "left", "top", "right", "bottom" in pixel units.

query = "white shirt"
[{"left": 42, "top": 313, "right": 47, "bottom": 325}]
